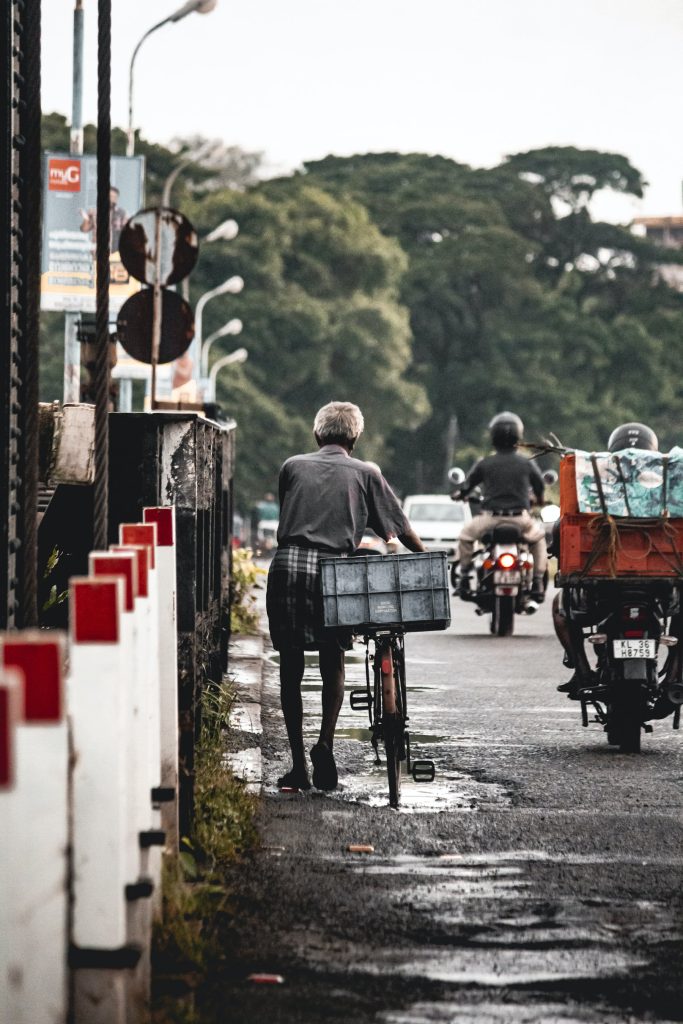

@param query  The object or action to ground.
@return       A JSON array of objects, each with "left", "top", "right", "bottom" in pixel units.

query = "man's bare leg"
[
  {"left": 310, "top": 642, "right": 345, "bottom": 790},
  {"left": 318, "top": 642, "right": 345, "bottom": 749},
  {"left": 552, "top": 593, "right": 592, "bottom": 690},
  {"left": 278, "top": 646, "right": 310, "bottom": 787}
]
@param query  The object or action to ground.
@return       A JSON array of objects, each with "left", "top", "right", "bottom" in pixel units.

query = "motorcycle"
[
  {"left": 455, "top": 518, "right": 537, "bottom": 635},
  {"left": 447, "top": 468, "right": 542, "bottom": 637},
  {"left": 563, "top": 579, "right": 682, "bottom": 753}
]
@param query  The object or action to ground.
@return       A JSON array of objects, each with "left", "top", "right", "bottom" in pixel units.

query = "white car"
[{"left": 401, "top": 493, "right": 472, "bottom": 560}]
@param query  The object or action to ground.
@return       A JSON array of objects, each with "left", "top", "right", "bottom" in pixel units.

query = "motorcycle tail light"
[
  {"left": 624, "top": 629, "right": 645, "bottom": 638},
  {"left": 621, "top": 605, "right": 648, "bottom": 624},
  {"left": 497, "top": 553, "right": 517, "bottom": 570}
]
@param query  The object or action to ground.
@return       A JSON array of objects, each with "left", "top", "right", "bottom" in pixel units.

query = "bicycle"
[{"left": 349, "top": 626, "right": 435, "bottom": 809}]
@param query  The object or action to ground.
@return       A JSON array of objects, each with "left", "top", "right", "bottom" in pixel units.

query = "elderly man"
[{"left": 267, "top": 400, "right": 425, "bottom": 792}]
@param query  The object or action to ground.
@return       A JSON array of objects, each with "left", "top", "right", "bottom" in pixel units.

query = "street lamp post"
[
  {"left": 208, "top": 347, "right": 248, "bottom": 400},
  {"left": 204, "top": 218, "right": 239, "bottom": 243},
  {"left": 195, "top": 273, "right": 243, "bottom": 358},
  {"left": 126, "top": 0, "right": 218, "bottom": 157},
  {"left": 200, "top": 317, "right": 243, "bottom": 377}
]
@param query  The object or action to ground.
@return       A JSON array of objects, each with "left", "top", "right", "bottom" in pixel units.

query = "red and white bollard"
[
  {"left": 0, "top": 667, "right": 22, "bottom": 1024},
  {"left": 119, "top": 523, "right": 162, "bottom": 820},
  {"left": 69, "top": 575, "right": 142, "bottom": 1023},
  {"left": 0, "top": 634, "right": 69, "bottom": 1024},
  {"left": 88, "top": 551, "right": 141, "bottom": 886},
  {"left": 69, "top": 576, "right": 130, "bottom": 950},
  {"left": 143, "top": 507, "right": 179, "bottom": 848}
]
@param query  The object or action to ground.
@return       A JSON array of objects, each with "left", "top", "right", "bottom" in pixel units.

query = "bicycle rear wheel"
[{"left": 383, "top": 710, "right": 403, "bottom": 808}]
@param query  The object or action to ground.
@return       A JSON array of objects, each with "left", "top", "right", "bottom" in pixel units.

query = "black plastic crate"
[{"left": 320, "top": 552, "right": 451, "bottom": 633}]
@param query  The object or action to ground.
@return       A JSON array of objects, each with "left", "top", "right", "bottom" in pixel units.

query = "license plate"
[
  {"left": 494, "top": 570, "right": 521, "bottom": 585},
  {"left": 613, "top": 639, "right": 657, "bottom": 659}
]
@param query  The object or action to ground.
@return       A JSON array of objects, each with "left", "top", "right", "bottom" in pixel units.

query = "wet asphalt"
[{"left": 188, "top": 585, "right": 683, "bottom": 1023}]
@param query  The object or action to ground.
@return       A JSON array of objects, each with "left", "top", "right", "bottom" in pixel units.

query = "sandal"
[
  {"left": 310, "top": 741, "right": 338, "bottom": 791},
  {"left": 277, "top": 769, "right": 311, "bottom": 791}
]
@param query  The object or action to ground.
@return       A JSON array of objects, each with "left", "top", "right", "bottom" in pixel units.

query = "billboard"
[{"left": 41, "top": 152, "right": 145, "bottom": 313}]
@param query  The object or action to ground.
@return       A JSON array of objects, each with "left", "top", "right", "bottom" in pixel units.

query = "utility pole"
[{"left": 63, "top": 0, "right": 84, "bottom": 404}]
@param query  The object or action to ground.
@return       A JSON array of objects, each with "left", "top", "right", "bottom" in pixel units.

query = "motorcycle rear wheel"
[
  {"left": 606, "top": 708, "right": 642, "bottom": 754},
  {"left": 492, "top": 594, "right": 514, "bottom": 636}
]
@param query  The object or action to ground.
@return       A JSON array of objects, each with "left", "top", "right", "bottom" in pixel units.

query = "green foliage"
[
  {"left": 502, "top": 146, "right": 646, "bottom": 213},
  {"left": 154, "top": 683, "right": 257, "bottom": 983},
  {"left": 303, "top": 148, "right": 683, "bottom": 489},
  {"left": 189, "top": 177, "right": 428, "bottom": 504},
  {"left": 41, "top": 547, "right": 68, "bottom": 612},
  {"left": 39, "top": 115, "right": 683, "bottom": 504},
  {"left": 229, "top": 548, "right": 266, "bottom": 635}
]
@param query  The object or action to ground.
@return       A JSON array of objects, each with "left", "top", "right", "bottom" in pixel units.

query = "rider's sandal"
[
  {"left": 277, "top": 769, "right": 311, "bottom": 791},
  {"left": 558, "top": 670, "right": 598, "bottom": 699}
]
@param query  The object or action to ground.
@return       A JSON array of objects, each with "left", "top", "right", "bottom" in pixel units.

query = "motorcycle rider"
[
  {"left": 553, "top": 422, "right": 666, "bottom": 697},
  {"left": 454, "top": 412, "right": 547, "bottom": 603}
]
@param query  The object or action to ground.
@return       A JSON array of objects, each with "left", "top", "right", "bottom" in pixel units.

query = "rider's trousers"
[{"left": 458, "top": 510, "right": 547, "bottom": 576}]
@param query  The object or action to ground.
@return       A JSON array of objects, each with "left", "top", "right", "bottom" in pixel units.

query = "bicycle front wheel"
[{"left": 377, "top": 634, "right": 407, "bottom": 809}]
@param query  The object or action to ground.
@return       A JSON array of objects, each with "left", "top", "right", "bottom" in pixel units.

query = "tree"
[
  {"left": 302, "top": 149, "right": 683, "bottom": 489},
  {"left": 185, "top": 178, "right": 428, "bottom": 504},
  {"left": 501, "top": 146, "right": 646, "bottom": 214}
]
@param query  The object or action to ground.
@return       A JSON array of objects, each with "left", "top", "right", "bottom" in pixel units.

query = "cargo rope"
[{"left": 579, "top": 515, "right": 683, "bottom": 580}]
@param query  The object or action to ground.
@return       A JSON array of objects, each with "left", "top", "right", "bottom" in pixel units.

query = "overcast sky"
[{"left": 41, "top": 0, "right": 683, "bottom": 222}]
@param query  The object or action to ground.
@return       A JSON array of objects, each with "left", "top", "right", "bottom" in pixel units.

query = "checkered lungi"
[{"left": 266, "top": 544, "right": 350, "bottom": 651}]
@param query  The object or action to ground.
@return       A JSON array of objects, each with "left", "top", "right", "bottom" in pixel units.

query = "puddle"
[
  {"left": 379, "top": 1001, "right": 674, "bottom": 1024},
  {"left": 356, "top": 946, "right": 647, "bottom": 986},
  {"left": 336, "top": 728, "right": 448, "bottom": 745},
  {"left": 340, "top": 851, "right": 671, "bottom": 992},
  {"left": 354, "top": 856, "right": 524, "bottom": 878},
  {"left": 328, "top": 762, "right": 512, "bottom": 813},
  {"left": 286, "top": 656, "right": 507, "bottom": 812}
]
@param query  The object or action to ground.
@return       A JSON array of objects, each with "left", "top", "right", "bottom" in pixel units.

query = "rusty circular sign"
[
  {"left": 118, "top": 206, "right": 198, "bottom": 286},
  {"left": 116, "top": 288, "right": 194, "bottom": 364}
]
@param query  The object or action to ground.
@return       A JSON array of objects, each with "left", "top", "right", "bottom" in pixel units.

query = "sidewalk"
[{"left": 223, "top": 632, "right": 267, "bottom": 793}]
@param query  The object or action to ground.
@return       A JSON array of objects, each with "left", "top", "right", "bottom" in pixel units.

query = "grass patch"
[
  {"left": 229, "top": 548, "right": 267, "bottom": 634},
  {"left": 153, "top": 679, "right": 259, "bottom": 1016}
]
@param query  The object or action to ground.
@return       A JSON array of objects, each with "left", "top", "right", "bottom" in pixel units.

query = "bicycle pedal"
[
  {"left": 411, "top": 759, "right": 435, "bottom": 783},
  {"left": 349, "top": 689, "right": 372, "bottom": 711}
]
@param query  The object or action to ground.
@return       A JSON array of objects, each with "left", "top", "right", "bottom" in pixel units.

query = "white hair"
[{"left": 313, "top": 401, "right": 365, "bottom": 446}]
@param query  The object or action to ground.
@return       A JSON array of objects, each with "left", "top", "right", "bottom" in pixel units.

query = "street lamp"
[
  {"left": 195, "top": 274, "right": 244, "bottom": 353},
  {"left": 204, "top": 218, "right": 239, "bottom": 243},
  {"left": 127, "top": 0, "right": 218, "bottom": 157},
  {"left": 209, "top": 347, "right": 248, "bottom": 400},
  {"left": 200, "top": 318, "right": 243, "bottom": 377}
]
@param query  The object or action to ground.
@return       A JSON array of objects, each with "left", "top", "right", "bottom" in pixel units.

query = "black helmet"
[
  {"left": 489, "top": 411, "right": 524, "bottom": 450},
  {"left": 607, "top": 422, "right": 658, "bottom": 453}
]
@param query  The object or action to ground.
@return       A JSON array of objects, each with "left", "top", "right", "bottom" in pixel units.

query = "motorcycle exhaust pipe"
[{"left": 666, "top": 683, "right": 683, "bottom": 706}]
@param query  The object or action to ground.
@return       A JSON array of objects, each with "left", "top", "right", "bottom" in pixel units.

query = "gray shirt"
[
  {"left": 277, "top": 445, "right": 409, "bottom": 554},
  {"left": 464, "top": 450, "right": 544, "bottom": 511}
]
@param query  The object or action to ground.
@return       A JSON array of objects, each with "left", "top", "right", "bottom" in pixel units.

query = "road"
[{"left": 202, "top": 592, "right": 683, "bottom": 1023}]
